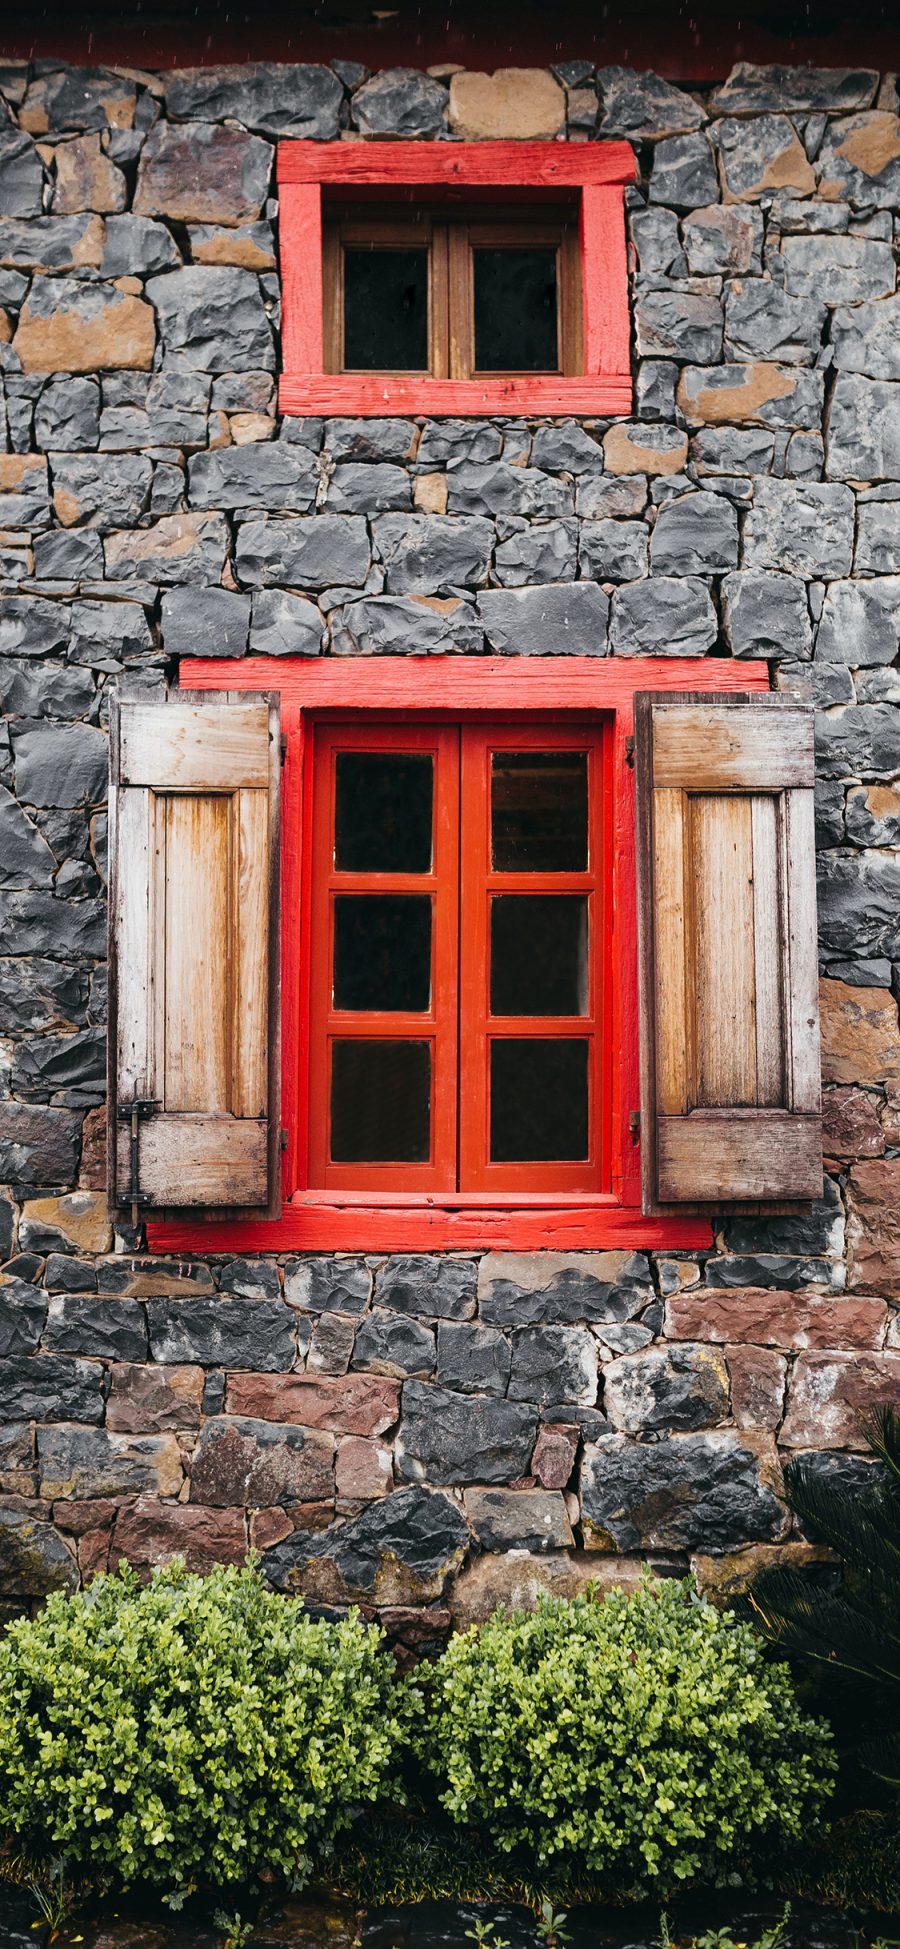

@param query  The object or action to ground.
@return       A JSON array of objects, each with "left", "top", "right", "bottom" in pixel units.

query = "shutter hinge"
[
  {"left": 629, "top": 1110, "right": 641, "bottom": 1143},
  {"left": 280, "top": 1127, "right": 288, "bottom": 1150},
  {"left": 625, "top": 735, "right": 635, "bottom": 768},
  {"left": 117, "top": 1098, "right": 159, "bottom": 1225},
  {"left": 280, "top": 734, "right": 288, "bottom": 764}
]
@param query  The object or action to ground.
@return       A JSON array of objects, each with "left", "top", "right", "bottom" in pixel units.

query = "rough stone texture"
[
  {"left": 722, "top": 571, "right": 812, "bottom": 658},
  {"left": 13, "top": 277, "right": 155, "bottom": 373},
  {"left": 597, "top": 67, "right": 705, "bottom": 138},
  {"left": 264, "top": 1485, "right": 468, "bottom": 1605},
  {"left": 134, "top": 121, "right": 273, "bottom": 226},
  {"left": 164, "top": 64, "right": 343, "bottom": 138},
  {"left": 448, "top": 68, "right": 563, "bottom": 139},
  {"left": 743, "top": 480, "right": 855, "bottom": 577},
  {"left": 396, "top": 1382, "right": 539, "bottom": 1486},
  {"left": 717, "top": 115, "right": 816, "bottom": 200},
  {"left": 603, "top": 1345, "right": 731, "bottom": 1433},
  {"left": 354, "top": 69, "right": 448, "bottom": 138},
  {"left": 581, "top": 1433, "right": 786, "bottom": 1551}
]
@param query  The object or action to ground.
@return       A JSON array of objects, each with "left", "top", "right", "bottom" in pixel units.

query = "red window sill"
[{"left": 150, "top": 1194, "right": 710, "bottom": 1255}]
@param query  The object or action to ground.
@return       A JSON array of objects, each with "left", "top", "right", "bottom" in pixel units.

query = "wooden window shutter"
[
  {"left": 634, "top": 692, "right": 822, "bottom": 1212},
  {"left": 108, "top": 690, "right": 281, "bottom": 1222}
]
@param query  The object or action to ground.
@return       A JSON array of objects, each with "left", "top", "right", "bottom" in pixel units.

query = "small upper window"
[{"left": 323, "top": 203, "right": 581, "bottom": 379}]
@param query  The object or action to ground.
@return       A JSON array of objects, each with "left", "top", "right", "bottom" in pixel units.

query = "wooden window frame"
[
  {"left": 149, "top": 655, "right": 768, "bottom": 1258},
  {"left": 278, "top": 140, "right": 637, "bottom": 417}
]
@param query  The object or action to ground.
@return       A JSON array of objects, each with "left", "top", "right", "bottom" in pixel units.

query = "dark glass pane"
[
  {"left": 473, "top": 248, "right": 559, "bottom": 372},
  {"left": 491, "top": 751, "right": 588, "bottom": 872},
  {"left": 334, "top": 895, "right": 432, "bottom": 1012},
  {"left": 330, "top": 1040, "right": 431, "bottom": 1162},
  {"left": 335, "top": 752, "right": 433, "bottom": 873},
  {"left": 491, "top": 896, "right": 588, "bottom": 1016},
  {"left": 343, "top": 248, "right": 428, "bottom": 371},
  {"left": 490, "top": 1038, "right": 589, "bottom": 1162}
]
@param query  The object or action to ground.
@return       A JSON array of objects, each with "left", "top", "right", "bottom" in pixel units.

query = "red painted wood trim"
[
  {"left": 147, "top": 655, "right": 768, "bottom": 1257},
  {"left": 279, "top": 183, "right": 323, "bottom": 378},
  {"left": 581, "top": 183, "right": 630, "bottom": 379},
  {"left": 277, "top": 140, "right": 638, "bottom": 188},
  {"left": 278, "top": 374, "right": 633, "bottom": 416}
]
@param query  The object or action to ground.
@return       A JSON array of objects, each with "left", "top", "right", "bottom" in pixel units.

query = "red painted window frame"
[
  {"left": 277, "top": 140, "right": 637, "bottom": 419},
  {"left": 150, "top": 654, "right": 768, "bottom": 1258}
]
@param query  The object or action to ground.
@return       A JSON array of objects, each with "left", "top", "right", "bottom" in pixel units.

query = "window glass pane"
[
  {"left": 335, "top": 752, "right": 433, "bottom": 873},
  {"left": 490, "top": 1038, "right": 589, "bottom": 1162},
  {"left": 473, "top": 247, "right": 559, "bottom": 372},
  {"left": 330, "top": 1040, "right": 431, "bottom": 1162},
  {"left": 491, "top": 895, "right": 588, "bottom": 1016},
  {"left": 333, "top": 895, "right": 432, "bottom": 1013},
  {"left": 491, "top": 751, "right": 588, "bottom": 872},
  {"left": 343, "top": 248, "right": 428, "bottom": 371}
]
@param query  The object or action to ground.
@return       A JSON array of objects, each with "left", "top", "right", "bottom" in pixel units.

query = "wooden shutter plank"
[
  {"left": 114, "top": 785, "right": 151, "bottom": 1098},
  {"left": 116, "top": 1116, "right": 268, "bottom": 1206},
  {"left": 119, "top": 702, "right": 270, "bottom": 790},
  {"left": 658, "top": 1112, "right": 822, "bottom": 1202},
  {"left": 692, "top": 794, "right": 757, "bottom": 1107},
  {"left": 653, "top": 788, "right": 688, "bottom": 1115},
  {"left": 162, "top": 793, "right": 231, "bottom": 1114},
  {"left": 234, "top": 786, "right": 269, "bottom": 1118},
  {"left": 751, "top": 793, "right": 785, "bottom": 1108},
  {"left": 784, "top": 785, "right": 821, "bottom": 1115},
  {"left": 653, "top": 705, "right": 814, "bottom": 791}
]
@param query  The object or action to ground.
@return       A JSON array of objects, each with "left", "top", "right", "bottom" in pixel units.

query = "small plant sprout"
[
  {"left": 536, "top": 1897, "right": 571, "bottom": 1947},
  {"left": 213, "top": 1909, "right": 254, "bottom": 1949},
  {"left": 464, "top": 1918, "right": 511, "bottom": 1949}
]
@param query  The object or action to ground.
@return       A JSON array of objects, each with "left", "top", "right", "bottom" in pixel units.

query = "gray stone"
[
  {"left": 724, "top": 281, "right": 825, "bottom": 365},
  {"left": 683, "top": 205, "right": 763, "bottom": 276},
  {"left": 581, "top": 1431, "right": 784, "bottom": 1551},
  {"left": 721, "top": 1181, "right": 843, "bottom": 1265},
  {"left": 817, "top": 849, "right": 900, "bottom": 959},
  {"left": 189, "top": 442, "right": 317, "bottom": 511},
  {"left": 418, "top": 421, "right": 502, "bottom": 468},
  {"left": 464, "top": 1487, "right": 573, "bottom": 1553},
  {"left": 649, "top": 489, "right": 739, "bottom": 574},
  {"left": 781, "top": 235, "right": 895, "bottom": 305},
  {"left": 103, "top": 511, "right": 227, "bottom": 586},
  {"left": 831, "top": 296, "right": 900, "bottom": 381},
  {"left": 447, "top": 462, "right": 572, "bottom": 520},
  {"left": 147, "top": 266, "right": 274, "bottom": 372},
  {"left": 603, "top": 1344, "right": 730, "bottom": 1434},
  {"left": 250, "top": 589, "right": 322, "bottom": 656},
  {"left": 0, "top": 1507, "right": 77, "bottom": 1597},
  {"left": 0, "top": 889, "right": 104, "bottom": 956},
  {"left": 0, "top": 598, "right": 67, "bottom": 662},
  {"left": 712, "top": 64, "right": 878, "bottom": 116},
  {"left": 774, "top": 199, "right": 849, "bottom": 234},
  {"left": 218, "top": 1260, "right": 281, "bottom": 1301},
  {"left": 33, "top": 531, "right": 103, "bottom": 581},
  {"left": 0, "top": 130, "right": 45, "bottom": 217},
  {"left": 508, "top": 1326, "right": 598, "bottom": 1408},
  {"left": 577, "top": 474, "right": 648, "bottom": 519},
  {"left": 743, "top": 480, "right": 855, "bottom": 578},
  {"left": 264, "top": 1484, "right": 468, "bottom": 1605},
  {"left": 14, "top": 724, "right": 107, "bottom": 808},
  {"left": 374, "top": 513, "right": 492, "bottom": 594},
  {"left": 12, "top": 1026, "right": 105, "bottom": 1101},
  {"left": 36, "top": 1426, "right": 180, "bottom": 1499},
  {"left": 0, "top": 1279, "right": 47, "bottom": 1356},
  {"left": 327, "top": 463, "right": 411, "bottom": 514},
  {"left": 818, "top": 111, "right": 900, "bottom": 211},
  {"left": 815, "top": 777, "right": 847, "bottom": 846},
  {"left": 578, "top": 519, "right": 648, "bottom": 582},
  {"left": 435, "top": 1321, "right": 511, "bottom": 1397},
  {"left": 856, "top": 500, "right": 900, "bottom": 575},
  {"left": 352, "top": 68, "right": 447, "bottom": 137},
  {"left": 0, "top": 454, "right": 49, "bottom": 528},
  {"left": 815, "top": 579, "right": 900, "bottom": 665},
  {"left": 478, "top": 1252, "right": 651, "bottom": 1327},
  {"left": 596, "top": 66, "right": 705, "bottom": 138},
  {"left": 101, "top": 215, "right": 181, "bottom": 277},
  {"left": 21, "top": 66, "right": 136, "bottom": 131},
  {"left": 0, "top": 215, "right": 103, "bottom": 272},
  {"left": 397, "top": 1380, "right": 538, "bottom": 1488},
  {"left": 353, "top": 1310, "right": 435, "bottom": 1380},
  {"left": 330, "top": 595, "right": 482, "bottom": 657},
  {"left": 374, "top": 1255, "right": 477, "bottom": 1321},
  {"left": 477, "top": 583, "right": 609, "bottom": 656},
  {"left": 717, "top": 116, "right": 816, "bottom": 203},
  {"left": 0, "top": 1354, "right": 102, "bottom": 1423},
  {"left": 160, "top": 586, "right": 250, "bottom": 659},
  {"left": 691, "top": 426, "right": 775, "bottom": 474},
  {"left": 35, "top": 378, "right": 100, "bottom": 451},
  {"left": 530, "top": 423, "right": 604, "bottom": 474},
  {"left": 190, "top": 1416, "right": 333, "bottom": 1507},
  {"left": 284, "top": 1257, "right": 371, "bottom": 1315},
  {"left": 785, "top": 431, "right": 824, "bottom": 480},
  {"left": 68, "top": 599, "right": 155, "bottom": 668},
  {"left": 609, "top": 577, "right": 717, "bottom": 655},
  {"left": 0, "top": 790, "right": 56, "bottom": 888},
  {"left": 635, "top": 281, "right": 723, "bottom": 363},
  {"left": 50, "top": 453, "right": 152, "bottom": 529},
  {"left": 630, "top": 207, "right": 686, "bottom": 277},
  {"left": 846, "top": 784, "right": 900, "bottom": 848},
  {"left": 648, "top": 134, "right": 718, "bottom": 209},
  {"left": 0, "top": 958, "right": 89, "bottom": 1032},
  {"left": 165, "top": 63, "right": 342, "bottom": 137},
  {"left": 722, "top": 570, "right": 812, "bottom": 659},
  {"left": 43, "top": 1296, "right": 147, "bottom": 1360},
  {"left": 826, "top": 373, "right": 900, "bottom": 481},
  {"left": 306, "top": 1313, "right": 353, "bottom": 1375},
  {"left": 494, "top": 520, "right": 578, "bottom": 587},
  {"left": 147, "top": 1298, "right": 296, "bottom": 1369},
  {"left": 677, "top": 362, "right": 824, "bottom": 430},
  {"left": 147, "top": 370, "right": 210, "bottom": 446},
  {"left": 135, "top": 120, "right": 272, "bottom": 227},
  {"left": 324, "top": 419, "right": 416, "bottom": 463},
  {"left": 236, "top": 514, "right": 369, "bottom": 589},
  {"left": 815, "top": 702, "right": 900, "bottom": 775}
]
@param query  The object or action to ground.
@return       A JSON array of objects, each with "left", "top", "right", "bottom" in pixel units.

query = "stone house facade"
[{"left": 1, "top": 45, "right": 899, "bottom": 1635}]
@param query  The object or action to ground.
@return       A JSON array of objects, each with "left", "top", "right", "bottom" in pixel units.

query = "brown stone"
[
  {"left": 820, "top": 979, "right": 900, "bottom": 1099},
  {"left": 783, "top": 1350, "right": 900, "bottom": 1446},
  {"left": 0, "top": 454, "right": 48, "bottom": 525},
  {"left": 820, "top": 111, "right": 900, "bottom": 187},
  {"left": 726, "top": 1345, "right": 786, "bottom": 1430},
  {"left": 413, "top": 472, "right": 449, "bottom": 515},
  {"left": 691, "top": 1540, "right": 831, "bottom": 1600},
  {"left": 52, "top": 135, "right": 126, "bottom": 214},
  {"left": 229, "top": 414, "right": 274, "bottom": 445},
  {"left": 97, "top": 1261, "right": 215, "bottom": 1298},
  {"left": 335, "top": 1435, "right": 393, "bottom": 1500},
  {"left": 665, "top": 1287, "right": 887, "bottom": 1351},
  {"left": 78, "top": 1527, "right": 112, "bottom": 1580},
  {"left": 78, "top": 1106, "right": 107, "bottom": 1190},
  {"left": 134, "top": 120, "right": 273, "bottom": 226},
  {"left": 823, "top": 1085, "right": 885, "bottom": 1161},
  {"left": 112, "top": 1497, "right": 246, "bottom": 1573},
  {"left": 104, "top": 512, "right": 227, "bottom": 584},
  {"left": 20, "top": 1191, "right": 111, "bottom": 1254},
  {"left": 531, "top": 1421, "right": 579, "bottom": 1490},
  {"left": 676, "top": 362, "right": 798, "bottom": 425},
  {"left": 189, "top": 1417, "right": 334, "bottom": 1507},
  {"left": 249, "top": 1506, "right": 293, "bottom": 1552},
  {"left": 38, "top": 1431, "right": 184, "bottom": 1501},
  {"left": 188, "top": 223, "right": 275, "bottom": 269},
  {"left": 52, "top": 1497, "right": 121, "bottom": 1536},
  {"left": 447, "top": 1550, "right": 646, "bottom": 1627},
  {"left": 448, "top": 68, "right": 565, "bottom": 139},
  {"left": 225, "top": 1372, "right": 401, "bottom": 1437},
  {"left": 603, "top": 422, "right": 688, "bottom": 475},
  {"left": 20, "top": 71, "right": 136, "bottom": 134},
  {"left": 13, "top": 277, "right": 154, "bottom": 373},
  {"left": 848, "top": 1159, "right": 900, "bottom": 1294},
  {"left": 106, "top": 1363, "right": 204, "bottom": 1433}
]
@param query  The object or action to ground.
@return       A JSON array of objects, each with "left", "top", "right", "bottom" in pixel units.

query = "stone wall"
[{"left": 1, "top": 53, "right": 899, "bottom": 1625}]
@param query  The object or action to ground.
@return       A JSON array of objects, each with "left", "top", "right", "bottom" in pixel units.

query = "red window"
[
  {"left": 149, "top": 655, "right": 769, "bottom": 1258},
  {"left": 277, "top": 140, "right": 637, "bottom": 418}
]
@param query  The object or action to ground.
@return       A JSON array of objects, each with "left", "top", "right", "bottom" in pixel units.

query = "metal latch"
[
  {"left": 117, "top": 1098, "right": 159, "bottom": 1226},
  {"left": 629, "top": 1110, "right": 641, "bottom": 1143},
  {"left": 625, "top": 735, "right": 635, "bottom": 768}
]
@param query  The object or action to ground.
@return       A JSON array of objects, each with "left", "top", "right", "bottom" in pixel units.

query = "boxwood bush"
[
  {"left": 0, "top": 1560, "right": 409, "bottom": 1894},
  {"left": 412, "top": 1579, "right": 835, "bottom": 1897}
]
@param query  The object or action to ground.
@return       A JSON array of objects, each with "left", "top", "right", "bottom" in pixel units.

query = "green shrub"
[
  {"left": 0, "top": 1560, "right": 409, "bottom": 1895},
  {"left": 412, "top": 1579, "right": 835, "bottom": 1898}
]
